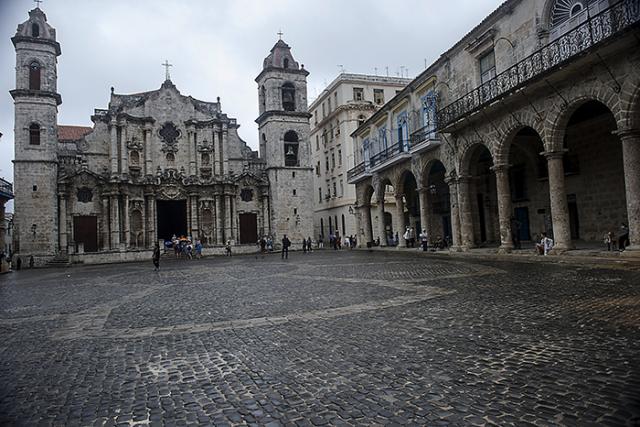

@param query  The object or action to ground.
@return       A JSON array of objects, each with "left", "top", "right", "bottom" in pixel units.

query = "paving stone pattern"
[{"left": 1, "top": 251, "right": 639, "bottom": 426}]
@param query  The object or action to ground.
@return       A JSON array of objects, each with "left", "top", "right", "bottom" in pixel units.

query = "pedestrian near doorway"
[
  {"left": 152, "top": 243, "right": 160, "bottom": 271},
  {"left": 281, "top": 235, "right": 291, "bottom": 259},
  {"left": 403, "top": 227, "right": 410, "bottom": 248}
]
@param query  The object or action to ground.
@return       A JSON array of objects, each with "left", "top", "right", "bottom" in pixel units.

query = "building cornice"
[
  {"left": 12, "top": 35, "right": 61, "bottom": 56},
  {"left": 10, "top": 89, "right": 62, "bottom": 105},
  {"left": 255, "top": 110, "right": 312, "bottom": 124}
]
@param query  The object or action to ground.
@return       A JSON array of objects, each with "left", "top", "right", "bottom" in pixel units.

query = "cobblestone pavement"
[{"left": 1, "top": 251, "right": 639, "bottom": 426}]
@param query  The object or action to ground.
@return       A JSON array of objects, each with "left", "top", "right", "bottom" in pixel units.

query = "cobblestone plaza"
[{"left": 1, "top": 251, "right": 639, "bottom": 426}]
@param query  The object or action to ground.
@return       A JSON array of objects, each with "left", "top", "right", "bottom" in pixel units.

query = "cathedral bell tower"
[
  {"left": 255, "top": 38, "right": 313, "bottom": 243},
  {"left": 10, "top": 6, "right": 62, "bottom": 259}
]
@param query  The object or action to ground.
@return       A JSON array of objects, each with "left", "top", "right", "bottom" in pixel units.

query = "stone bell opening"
[{"left": 156, "top": 200, "right": 187, "bottom": 241}]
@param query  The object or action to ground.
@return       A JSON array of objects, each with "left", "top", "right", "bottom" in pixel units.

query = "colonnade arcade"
[
  {"left": 354, "top": 90, "right": 640, "bottom": 254},
  {"left": 56, "top": 170, "right": 269, "bottom": 253}
]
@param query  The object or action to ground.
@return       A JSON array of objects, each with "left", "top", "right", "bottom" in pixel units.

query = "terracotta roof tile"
[{"left": 58, "top": 125, "right": 92, "bottom": 141}]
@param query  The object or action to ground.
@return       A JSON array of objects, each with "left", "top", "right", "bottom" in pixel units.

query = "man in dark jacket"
[{"left": 281, "top": 235, "right": 291, "bottom": 259}]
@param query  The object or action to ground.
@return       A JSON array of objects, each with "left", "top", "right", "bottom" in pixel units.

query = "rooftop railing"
[{"left": 437, "top": 0, "right": 640, "bottom": 129}]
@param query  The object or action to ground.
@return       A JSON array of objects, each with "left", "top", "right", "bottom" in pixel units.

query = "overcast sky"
[{"left": 0, "top": 0, "right": 504, "bottom": 195}]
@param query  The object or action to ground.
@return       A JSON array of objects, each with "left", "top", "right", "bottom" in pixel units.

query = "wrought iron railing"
[
  {"left": 437, "top": 0, "right": 640, "bottom": 128},
  {"left": 347, "top": 162, "right": 366, "bottom": 181},
  {"left": 410, "top": 125, "right": 438, "bottom": 146},
  {"left": 0, "top": 178, "right": 13, "bottom": 198}
]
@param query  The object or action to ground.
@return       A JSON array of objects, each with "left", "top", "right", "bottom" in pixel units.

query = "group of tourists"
[{"left": 168, "top": 235, "right": 203, "bottom": 260}]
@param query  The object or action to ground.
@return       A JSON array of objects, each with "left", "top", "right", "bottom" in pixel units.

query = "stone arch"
[
  {"left": 494, "top": 110, "right": 548, "bottom": 161},
  {"left": 620, "top": 70, "right": 640, "bottom": 130},
  {"left": 546, "top": 85, "right": 622, "bottom": 151},
  {"left": 395, "top": 167, "right": 418, "bottom": 196},
  {"left": 355, "top": 181, "right": 375, "bottom": 206},
  {"left": 458, "top": 141, "right": 493, "bottom": 176}
]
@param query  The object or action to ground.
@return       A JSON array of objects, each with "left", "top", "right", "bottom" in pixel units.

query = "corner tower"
[
  {"left": 10, "top": 7, "right": 62, "bottom": 259},
  {"left": 256, "top": 39, "right": 313, "bottom": 243}
]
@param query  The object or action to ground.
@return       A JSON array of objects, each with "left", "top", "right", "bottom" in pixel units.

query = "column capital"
[
  {"left": 456, "top": 175, "right": 473, "bottom": 184},
  {"left": 541, "top": 150, "right": 567, "bottom": 160},
  {"left": 614, "top": 128, "right": 640, "bottom": 140},
  {"left": 490, "top": 163, "right": 510, "bottom": 173}
]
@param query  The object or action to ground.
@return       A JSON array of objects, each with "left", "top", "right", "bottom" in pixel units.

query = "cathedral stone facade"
[{"left": 11, "top": 8, "right": 313, "bottom": 265}]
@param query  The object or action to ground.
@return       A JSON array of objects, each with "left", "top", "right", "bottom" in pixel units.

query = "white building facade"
[{"left": 309, "top": 74, "right": 410, "bottom": 243}]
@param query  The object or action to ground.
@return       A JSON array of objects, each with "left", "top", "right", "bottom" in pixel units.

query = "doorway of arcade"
[{"left": 156, "top": 200, "right": 187, "bottom": 241}]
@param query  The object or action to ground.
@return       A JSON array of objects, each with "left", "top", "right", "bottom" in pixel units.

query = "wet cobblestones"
[{"left": 1, "top": 251, "right": 639, "bottom": 426}]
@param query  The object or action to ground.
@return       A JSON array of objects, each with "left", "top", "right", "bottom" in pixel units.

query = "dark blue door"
[{"left": 514, "top": 207, "right": 531, "bottom": 241}]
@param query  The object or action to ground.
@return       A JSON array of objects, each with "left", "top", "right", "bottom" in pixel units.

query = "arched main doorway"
[
  {"left": 507, "top": 127, "right": 549, "bottom": 246},
  {"left": 561, "top": 100, "right": 626, "bottom": 245},
  {"left": 399, "top": 170, "right": 420, "bottom": 246},
  {"left": 426, "top": 160, "right": 452, "bottom": 244},
  {"left": 460, "top": 144, "right": 499, "bottom": 248}
]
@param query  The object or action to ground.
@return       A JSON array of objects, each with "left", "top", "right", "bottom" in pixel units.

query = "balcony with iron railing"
[
  {"left": 0, "top": 178, "right": 14, "bottom": 200},
  {"left": 437, "top": 0, "right": 640, "bottom": 130}
]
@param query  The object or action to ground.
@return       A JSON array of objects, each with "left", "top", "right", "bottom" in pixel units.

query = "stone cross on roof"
[
  {"left": 277, "top": 30, "right": 283, "bottom": 40},
  {"left": 162, "top": 60, "right": 173, "bottom": 81},
  {"left": 34, "top": 0, "right": 43, "bottom": 8}
]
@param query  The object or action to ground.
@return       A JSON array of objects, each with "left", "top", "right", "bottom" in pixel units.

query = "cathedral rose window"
[
  {"left": 77, "top": 187, "right": 93, "bottom": 203},
  {"left": 159, "top": 122, "right": 181, "bottom": 144}
]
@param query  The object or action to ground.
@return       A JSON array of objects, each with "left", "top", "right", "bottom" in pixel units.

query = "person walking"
[
  {"left": 419, "top": 229, "right": 429, "bottom": 251},
  {"left": 195, "top": 240, "right": 203, "bottom": 259},
  {"left": 152, "top": 243, "right": 160, "bottom": 271},
  {"left": 281, "top": 234, "right": 291, "bottom": 259},
  {"left": 618, "top": 223, "right": 629, "bottom": 251},
  {"left": 307, "top": 237, "right": 313, "bottom": 253}
]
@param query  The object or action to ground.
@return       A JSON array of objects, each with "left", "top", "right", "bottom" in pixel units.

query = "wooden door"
[
  {"left": 239, "top": 213, "right": 258, "bottom": 244},
  {"left": 73, "top": 216, "right": 98, "bottom": 252}
]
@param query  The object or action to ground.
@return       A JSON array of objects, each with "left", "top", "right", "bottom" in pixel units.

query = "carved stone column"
[
  {"left": 123, "top": 194, "right": 130, "bottom": 249},
  {"left": 417, "top": 187, "right": 431, "bottom": 240},
  {"left": 544, "top": 151, "right": 572, "bottom": 252},
  {"left": 215, "top": 194, "right": 223, "bottom": 244},
  {"left": 224, "top": 194, "right": 232, "bottom": 242},
  {"left": 109, "top": 119, "right": 118, "bottom": 175},
  {"left": 457, "top": 176, "right": 474, "bottom": 250},
  {"left": 58, "top": 194, "right": 67, "bottom": 253},
  {"left": 144, "top": 124, "right": 153, "bottom": 175},
  {"left": 493, "top": 163, "right": 514, "bottom": 252},
  {"left": 360, "top": 204, "right": 373, "bottom": 246},
  {"left": 101, "top": 196, "right": 110, "bottom": 250},
  {"left": 213, "top": 126, "right": 220, "bottom": 176},
  {"left": 121, "top": 120, "right": 128, "bottom": 174},
  {"left": 446, "top": 177, "right": 462, "bottom": 250},
  {"left": 140, "top": 199, "right": 147, "bottom": 249},
  {"left": 222, "top": 126, "right": 229, "bottom": 175},
  {"left": 376, "top": 197, "right": 386, "bottom": 246},
  {"left": 229, "top": 194, "right": 236, "bottom": 241},
  {"left": 190, "top": 194, "right": 199, "bottom": 240},
  {"left": 617, "top": 129, "right": 640, "bottom": 254},
  {"left": 110, "top": 194, "right": 120, "bottom": 249},
  {"left": 146, "top": 195, "right": 156, "bottom": 249},
  {"left": 189, "top": 130, "right": 197, "bottom": 176},
  {"left": 395, "top": 194, "right": 406, "bottom": 246}
]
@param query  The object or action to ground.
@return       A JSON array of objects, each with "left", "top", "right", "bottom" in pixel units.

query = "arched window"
[
  {"left": 283, "top": 58, "right": 289, "bottom": 69},
  {"left": 282, "top": 82, "right": 295, "bottom": 111},
  {"left": 31, "top": 23, "right": 40, "bottom": 37},
  {"left": 29, "top": 62, "right": 41, "bottom": 90},
  {"left": 166, "top": 152, "right": 175, "bottom": 165},
  {"left": 284, "top": 130, "right": 299, "bottom": 166},
  {"left": 260, "top": 85, "right": 266, "bottom": 109},
  {"left": 29, "top": 123, "right": 40, "bottom": 145},
  {"left": 549, "top": 0, "right": 598, "bottom": 40}
]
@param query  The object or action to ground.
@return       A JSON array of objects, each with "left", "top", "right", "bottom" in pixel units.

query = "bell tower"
[
  {"left": 255, "top": 38, "right": 313, "bottom": 243},
  {"left": 10, "top": 6, "right": 62, "bottom": 259}
]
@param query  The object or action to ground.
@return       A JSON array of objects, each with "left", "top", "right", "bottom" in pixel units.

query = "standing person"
[
  {"left": 281, "top": 234, "right": 291, "bottom": 259},
  {"left": 195, "top": 240, "right": 203, "bottom": 259},
  {"left": 618, "top": 223, "right": 629, "bottom": 251},
  {"left": 260, "top": 236, "right": 267, "bottom": 255},
  {"left": 225, "top": 240, "right": 232, "bottom": 256},
  {"left": 307, "top": 237, "right": 313, "bottom": 253},
  {"left": 604, "top": 231, "right": 613, "bottom": 251},
  {"left": 318, "top": 234, "right": 324, "bottom": 249},
  {"left": 302, "top": 238, "right": 307, "bottom": 254},
  {"left": 409, "top": 227, "right": 416, "bottom": 248},
  {"left": 403, "top": 227, "right": 411, "bottom": 248},
  {"left": 419, "top": 229, "right": 429, "bottom": 251},
  {"left": 152, "top": 243, "right": 160, "bottom": 271},
  {"left": 510, "top": 217, "right": 522, "bottom": 249}
]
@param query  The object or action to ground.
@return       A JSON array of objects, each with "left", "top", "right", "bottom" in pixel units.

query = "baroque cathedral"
[{"left": 11, "top": 7, "right": 313, "bottom": 264}]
